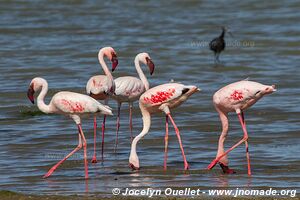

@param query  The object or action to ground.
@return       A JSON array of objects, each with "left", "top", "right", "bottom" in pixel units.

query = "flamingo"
[
  {"left": 86, "top": 46, "right": 118, "bottom": 163},
  {"left": 207, "top": 80, "right": 276, "bottom": 175},
  {"left": 129, "top": 83, "right": 200, "bottom": 170},
  {"left": 112, "top": 52, "right": 155, "bottom": 151},
  {"left": 27, "top": 77, "right": 113, "bottom": 179}
]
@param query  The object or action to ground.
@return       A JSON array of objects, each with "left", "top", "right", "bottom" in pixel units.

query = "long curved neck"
[
  {"left": 130, "top": 103, "right": 151, "bottom": 158},
  {"left": 215, "top": 106, "right": 229, "bottom": 157},
  {"left": 37, "top": 81, "right": 52, "bottom": 114},
  {"left": 98, "top": 50, "right": 113, "bottom": 80},
  {"left": 220, "top": 28, "right": 225, "bottom": 39},
  {"left": 135, "top": 57, "right": 149, "bottom": 90}
]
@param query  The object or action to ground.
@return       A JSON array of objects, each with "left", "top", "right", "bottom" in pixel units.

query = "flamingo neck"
[
  {"left": 37, "top": 81, "right": 52, "bottom": 114},
  {"left": 134, "top": 57, "right": 150, "bottom": 90},
  {"left": 98, "top": 50, "right": 113, "bottom": 80},
  {"left": 129, "top": 103, "right": 151, "bottom": 164},
  {"left": 220, "top": 28, "right": 225, "bottom": 38}
]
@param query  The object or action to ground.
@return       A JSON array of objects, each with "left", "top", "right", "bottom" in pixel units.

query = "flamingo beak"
[
  {"left": 227, "top": 30, "right": 234, "bottom": 37},
  {"left": 111, "top": 52, "right": 118, "bottom": 72},
  {"left": 272, "top": 85, "right": 276, "bottom": 92},
  {"left": 146, "top": 57, "right": 155, "bottom": 75},
  {"left": 27, "top": 84, "right": 35, "bottom": 104},
  {"left": 129, "top": 163, "right": 140, "bottom": 170}
]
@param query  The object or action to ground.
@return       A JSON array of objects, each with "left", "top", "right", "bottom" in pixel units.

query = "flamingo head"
[
  {"left": 27, "top": 77, "right": 47, "bottom": 104},
  {"left": 250, "top": 82, "right": 276, "bottom": 98},
  {"left": 137, "top": 52, "right": 155, "bottom": 75},
  {"left": 129, "top": 153, "right": 140, "bottom": 170},
  {"left": 27, "top": 83, "right": 35, "bottom": 104},
  {"left": 101, "top": 47, "right": 118, "bottom": 72},
  {"left": 254, "top": 85, "right": 276, "bottom": 97}
]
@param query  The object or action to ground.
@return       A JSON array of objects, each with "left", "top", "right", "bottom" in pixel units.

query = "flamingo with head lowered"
[
  {"left": 207, "top": 80, "right": 276, "bottom": 175},
  {"left": 112, "top": 52, "right": 155, "bottom": 151},
  {"left": 27, "top": 77, "right": 113, "bottom": 179},
  {"left": 129, "top": 82, "right": 200, "bottom": 170},
  {"left": 86, "top": 46, "right": 118, "bottom": 162}
]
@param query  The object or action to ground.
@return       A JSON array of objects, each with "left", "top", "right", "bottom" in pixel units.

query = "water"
[{"left": 0, "top": 0, "right": 299, "bottom": 196}]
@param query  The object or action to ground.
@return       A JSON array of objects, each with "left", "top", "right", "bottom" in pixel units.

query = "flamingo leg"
[
  {"left": 164, "top": 115, "right": 169, "bottom": 170},
  {"left": 207, "top": 113, "right": 249, "bottom": 174},
  {"left": 78, "top": 124, "right": 88, "bottom": 179},
  {"left": 167, "top": 113, "right": 189, "bottom": 170},
  {"left": 239, "top": 112, "right": 251, "bottom": 176},
  {"left": 129, "top": 103, "right": 133, "bottom": 142},
  {"left": 43, "top": 133, "right": 82, "bottom": 178},
  {"left": 114, "top": 102, "right": 121, "bottom": 153},
  {"left": 91, "top": 116, "right": 97, "bottom": 163},
  {"left": 101, "top": 115, "right": 106, "bottom": 161}
]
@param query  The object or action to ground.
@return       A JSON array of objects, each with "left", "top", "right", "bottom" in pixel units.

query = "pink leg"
[
  {"left": 78, "top": 124, "right": 88, "bottom": 179},
  {"left": 239, "top": 112, "right": 251, "bottom": 176},
  {"left": 101, "top": 115, "right": 106, "bottom": 161},
  {"left": 129, "top": 103, "right": 133, "bottom": 142},
  {"left": 43, "top": 133, "right": 82, "bottom": 178},
  {"left": 207, "top": 137, "right": 246, "bottom": 170},
  {"left": 164, "top": 115, "right": 169, "bottom": 170},
  {"left": 91, "top": 116, "right": 97, "bottom": 163},
  {"left": 207, "top": 113, "right": 249, "bottom": 174},
  {"left": 167, "top": 113, "right": 189, "bottom": 170},
  {"left": 114, "top": 103, "right": 121, "bottom": 153}
]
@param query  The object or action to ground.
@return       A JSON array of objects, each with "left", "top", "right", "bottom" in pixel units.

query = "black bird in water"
[{"left": 209, "top": 27, "right": 230, "bottom": 63}]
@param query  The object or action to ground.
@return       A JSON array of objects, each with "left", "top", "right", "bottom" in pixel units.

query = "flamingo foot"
[
  {"left": 207, "top": 159, "right": 218, "bottom": 170},
  {"left": 184, "top": 162, "right": 189, "bottom": 170},
  {"left": 91, "top": 156, "right": 98, "bottom": 163},
  {"left": 219, "top": 162, "right": 236, "bottom": 174},
  {"left": 129, "top": 163, "right": 139, "bottom": 171}
]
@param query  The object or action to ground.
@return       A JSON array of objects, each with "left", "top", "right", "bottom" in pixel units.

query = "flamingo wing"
[
  {"left": 86, "top": 75, "right": 114, "bottom": 96},
  {"left": 114, "top": 76, "right": 144, "bottom": 97},
  {"left": 140, "top": 83, "right": 191, "bottom": 106},
  {"left": 52, "top": 92, "right": 111, "bottom": 114}
]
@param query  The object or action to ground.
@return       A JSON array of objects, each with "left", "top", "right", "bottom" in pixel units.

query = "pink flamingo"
[
  {"left": 112, "top": 52, "right": 155, "bottom": 151},
  {"left": 27, "top": 77, "right": 113, "bottom": 179},
  {"left": 86, "top": 47, "right": 118, "bottom": 163},
  {"left": 207, "top": 80, "right": 276, "bottom": 175},
  {"left": 129, "top": 83, "right": 200, "bottom": 170}
]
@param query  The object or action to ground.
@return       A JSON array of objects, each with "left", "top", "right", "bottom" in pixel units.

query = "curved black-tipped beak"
[
  {"left": 27, "top": 85, "right": 35, "bottom": 104},
  {"left": 146, "top": 57, "right": 155, "bottom": 75},
  {"left": 111, "top": 52, "right": 118, "bottom": 72}
]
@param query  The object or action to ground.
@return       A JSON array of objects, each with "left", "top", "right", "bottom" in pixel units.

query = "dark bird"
[{"left": 209, "top": 26, "right": 230, "bottom": 63}]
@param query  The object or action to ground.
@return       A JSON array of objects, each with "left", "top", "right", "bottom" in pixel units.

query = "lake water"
[{"left": 0, "top": 0, "right": 299, "bottom": 197}]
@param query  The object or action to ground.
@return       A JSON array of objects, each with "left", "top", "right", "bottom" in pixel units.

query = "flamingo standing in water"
[
  {"left": 129, "top": 83, "right": 200, "bottom": 170},
  {"left": 86, "top": 47, "right": 118, "bottom": 162},
  {"left": 207, "top": 80, "right": 276, "bottom": 175},
  {"left": 112, "top": 52, "right": 155, "bottom": 151},
  {"left": 27, "top": 77, "right": 113, "bottom": 179}
]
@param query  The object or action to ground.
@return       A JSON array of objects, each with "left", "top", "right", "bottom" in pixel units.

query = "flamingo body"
[
  {"left": 113, "top": 76, "right": 145, "bottom": 102},
  {"left": 207, "top": 80, "right": 276, "bottom": 175},
  {"left": 50, "top": 91, "right": 111, "bottom": 115},
  {"left": 86, "top": 75, "right": 113, "bottom": 100},
  {"left": 213, "top": 80, "right": 276, "bottom": 112},
  {"left": 140, "top": 83, "right": 193, "bottom": 112}
]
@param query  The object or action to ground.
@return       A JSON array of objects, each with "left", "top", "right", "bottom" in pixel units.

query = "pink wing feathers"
[
  {"left": 140, "top": 83, "right": 190, "bottom": 106},
  {"left": 51, "top": 91, "right": 111, "bottom": 114},
  {"left": 86, "top": 75, "right": 114, "bottom": 96},
  {"left": 114, "top": 76, "right": 145, "bottom": 97}
]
